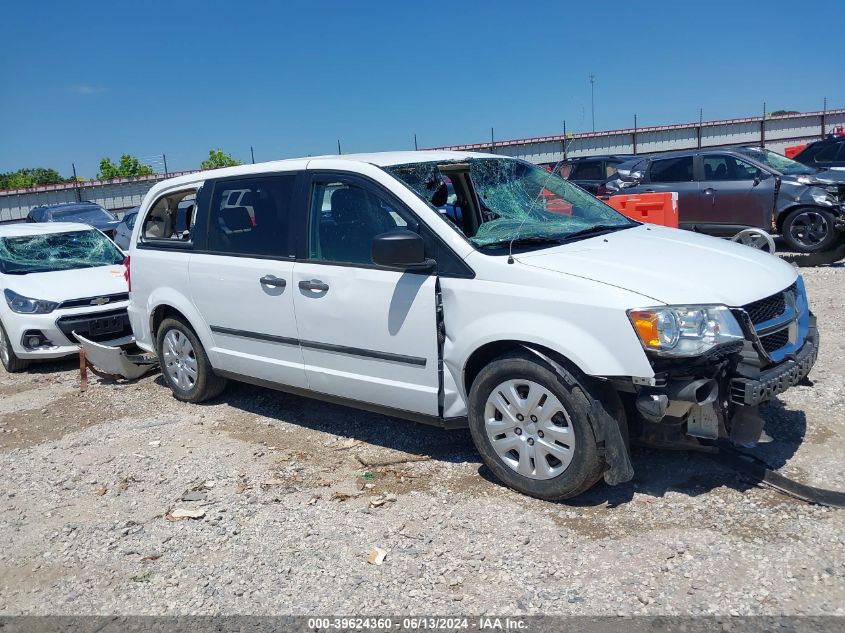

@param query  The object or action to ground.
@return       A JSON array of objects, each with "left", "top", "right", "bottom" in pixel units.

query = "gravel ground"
[{"left": 0, "top": 265, "right": 843, "bottom": 616}]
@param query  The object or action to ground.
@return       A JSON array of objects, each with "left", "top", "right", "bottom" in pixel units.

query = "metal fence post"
[
  {"left": 760, "top": 102, "right": 766, "bottom": 148},
  {"left": 632, "top": 115, "right": 638, "bottom": 155}
]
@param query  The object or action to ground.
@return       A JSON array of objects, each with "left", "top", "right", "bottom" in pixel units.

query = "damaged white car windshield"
[
  {"left": 385, "top": 158, "right": 635, "bottom": 248},
  {"left": 0, "top": 230, "right": 125, "bottom": 275}
]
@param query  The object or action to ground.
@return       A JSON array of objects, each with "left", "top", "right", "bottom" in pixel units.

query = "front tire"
[
  {"left": 0, "top": 319, "right": 29, "bottom": 373},
  {"left": 156, "top": 317, "right": 227, "bottom": 403},
  {"left": 782, "top": 207, "right": 838, "bottom": 253},
  {"left": 467, "top": 352, "right": 605, "bottom": 500}
]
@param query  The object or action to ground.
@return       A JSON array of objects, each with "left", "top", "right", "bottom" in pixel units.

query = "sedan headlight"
[
  {"left": 628, "top": 305, "right": 744, "bottom": 356},
  {"left": 811, "top": 190, "right": 835, "bottom": 206},
  {"left": 3, "top": 289, "right": 59, "bottom": 314}
]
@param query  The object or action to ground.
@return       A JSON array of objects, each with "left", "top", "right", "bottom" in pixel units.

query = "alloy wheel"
[
  {"left": 162, "top": 329, "right": 198, "bottom": 391},
  {"left": 484, "top": 379, "right": 576, "bottom": 480},
  {"left": 790, "top": 211, "right": 830, "bottom": 247}
]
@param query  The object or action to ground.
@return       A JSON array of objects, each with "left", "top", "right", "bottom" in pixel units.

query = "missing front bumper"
[{"left": 729, "top": 329, "right": 818, "bottom": 407}]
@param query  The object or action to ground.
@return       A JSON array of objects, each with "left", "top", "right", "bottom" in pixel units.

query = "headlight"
[
  {"left": 628, "top": 305, "right": 744, "bottom": 356},
  {"left": 811, "top": 190, "right": 834, "bottom": 206},
  {"left": 3, "top": 289, "right": 59, "bottom": 314}
]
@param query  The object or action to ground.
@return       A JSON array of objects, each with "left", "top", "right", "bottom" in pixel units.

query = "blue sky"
[{"left": 2, "top": 0, "right": 843, "bottom": 178}]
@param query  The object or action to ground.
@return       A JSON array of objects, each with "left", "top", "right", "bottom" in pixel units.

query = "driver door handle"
[
  {"left": 702, "top": 187, "right": 716, "bottom": 205},
  {"left": 299, "top": 279, "right": 329, "bottom": 292},
  {"left": 259, "top": 275, "right": 286, "bottom": 288}
]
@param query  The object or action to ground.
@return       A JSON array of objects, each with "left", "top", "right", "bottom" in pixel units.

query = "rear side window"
[
  {"left": 207, "top": 175, "right": 296, "bottom": 257},
  {"left": 649, "top": 156, "right": 694, "bottom": 183},
  {"left": 142, "top": 190, "right": 197, "bottom": 242},
  {"left": 572, "top": 161, "right": 603, "bottom": 180},
  {"left": 814, "top": 144, "right": 840, "bottom": 162}
]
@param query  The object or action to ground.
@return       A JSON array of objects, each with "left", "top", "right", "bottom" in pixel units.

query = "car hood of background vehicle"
[
  {"left": 4, "top": 265, "right": 128, "bottom": 303},
  {"left": 515, "top": 225, "right": 797, "bottom": 306}
]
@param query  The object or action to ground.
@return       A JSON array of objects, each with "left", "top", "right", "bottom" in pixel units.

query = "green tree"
[
  {"left": 0, "top": 167, "right": 66, "bottom": 189},
  {"left": 201, "top": 149, "right": 241, "bottom": 170},
  {"left": 768, "top": 110, "right": 799, "bottom": 118},
  {"left": 97, "top": 154, "right": 155, "bottom": 179}
]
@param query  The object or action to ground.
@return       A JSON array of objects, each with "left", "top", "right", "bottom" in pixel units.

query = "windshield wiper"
[
  {"left": 479, "top": 236, "right": 564, "bottom": 250},
  {"left": 561, "top": 224, "right": 634, "bottom": 242}
]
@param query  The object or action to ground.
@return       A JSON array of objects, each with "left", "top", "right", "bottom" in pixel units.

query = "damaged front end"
[{"left": 629, "top": 278, "right": 817, "bottom": 449}]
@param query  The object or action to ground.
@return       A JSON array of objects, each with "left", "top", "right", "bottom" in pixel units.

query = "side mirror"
[
  {"left": 629, "top": 170, "right": 644, "bottom": 182},
  {"left": 371, "top": 230, "right": 434, "bottom": 269}
]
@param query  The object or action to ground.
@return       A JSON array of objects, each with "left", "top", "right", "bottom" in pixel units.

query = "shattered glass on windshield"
[
  {"left": 386, "top": 158, "right": 634, "bottom": 248},
  {"left": 0, "top": 230, "right": 125, "bottom": 274}
]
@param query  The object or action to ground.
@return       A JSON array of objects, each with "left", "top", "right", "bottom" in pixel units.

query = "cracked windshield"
[
  {"left": 0, "top": 229, "right": 125, "bottom": 274},
  {"left": 386, "top": 158, "right": 635, "bottom": 248}
]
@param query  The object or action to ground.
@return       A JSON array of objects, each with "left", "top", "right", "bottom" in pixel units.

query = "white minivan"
[{"left": 126, "top": 151, "right": 817, "bottom": 499}]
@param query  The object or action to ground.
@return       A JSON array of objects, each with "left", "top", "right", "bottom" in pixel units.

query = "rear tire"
[
  {"left": 156, "top": 317, "right": 227, "bottom": 403},
  {"left": 467, "top": 351, "right": 606, "bottom": 500},
  {"left": 0, "top": 319, "right": 29, "bottom": 373},
  {"left": 782, "top": 207, "right": 838, "bottom": 253}
]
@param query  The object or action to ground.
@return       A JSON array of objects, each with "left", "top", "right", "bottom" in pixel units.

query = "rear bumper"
[{"left": 729, "top": 327, "right": 818, "bottom": 406}]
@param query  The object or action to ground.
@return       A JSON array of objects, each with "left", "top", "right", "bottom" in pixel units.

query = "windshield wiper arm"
[
  {"left": 561, "top": 224, "right": 633, "bottom": 242},
  {"left": 479, "top": 236, "right": 564, "bottom": 250}
]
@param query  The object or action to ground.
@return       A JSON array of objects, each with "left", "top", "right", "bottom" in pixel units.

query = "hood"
[
  {"left": 4, "top": 265, "right": 128, "bottom": 303},
  {"left": 516, "top": 225, "right": 797, "bottom": 306}
]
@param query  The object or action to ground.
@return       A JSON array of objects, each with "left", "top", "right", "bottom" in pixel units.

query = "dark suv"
[
  {"left": 793, "top": 136, "right": 845, "bottom": 171},
  {"left": 553, "top": 155, "right": 636, "bottom": 194},
  {"left": 609, "top": 148, "right": 845, "bottom": 253},
  {"left": 27, "top": 202, "right": 121, "bottom": 238}
]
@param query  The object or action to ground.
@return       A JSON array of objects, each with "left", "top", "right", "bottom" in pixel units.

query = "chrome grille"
[{"left": 58, "top": 293, "right": 129, "bottom": 310}]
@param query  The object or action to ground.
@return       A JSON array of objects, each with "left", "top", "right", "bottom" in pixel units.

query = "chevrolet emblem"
[{"left": 90, "top": 297, "right": 110, "bottom": 306}]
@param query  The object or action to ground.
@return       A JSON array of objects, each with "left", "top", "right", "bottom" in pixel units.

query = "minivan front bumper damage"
[{"left": 631, "top": 319, "right": 818, "bottom": 449}]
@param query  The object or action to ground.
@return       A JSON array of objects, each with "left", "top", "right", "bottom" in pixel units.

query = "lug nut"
[
  {"left": 527, "top": 438, "right": 535, "bottom": 446},
  {"left": 516, "top": 414, "right": 524, "bottom": 421},
  {"left": 514, "top": 427, "right": 522, "bottom": 435},
  {"left": 530, "top": 415, "right": 538, "bottom": 422},
  {"left": 537, "top": 430, "right": 544, "bottom": 438}
]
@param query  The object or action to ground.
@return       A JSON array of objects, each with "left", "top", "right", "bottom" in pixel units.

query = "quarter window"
[
  {"left": 309, "top": 179, "right": 416, "bottom": 265},
  {"left": 648, "top": 156, "right": 694, "bottom": 183},
  {"left": 207, "top": 175, "right": 296, "bottom": 257}
]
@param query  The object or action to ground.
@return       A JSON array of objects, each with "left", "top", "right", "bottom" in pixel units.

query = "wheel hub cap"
[
  {"left": 484, "top": 379, "right": 576, "bottom": 480},
  {"left": 162, "top": 330, "right": 198, "bottom": 391}
]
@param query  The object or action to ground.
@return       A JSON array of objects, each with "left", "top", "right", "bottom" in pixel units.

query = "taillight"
[{"left": 123, "top": 255, "right": 131, "bottom": 292}]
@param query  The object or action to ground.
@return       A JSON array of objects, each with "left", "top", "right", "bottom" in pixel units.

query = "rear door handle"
[
  {"left": 299, "top": 279, "right": 329, "bottom": 292},
  {"left": 259, "top": 275, "right": 286, "bottom": 288}
]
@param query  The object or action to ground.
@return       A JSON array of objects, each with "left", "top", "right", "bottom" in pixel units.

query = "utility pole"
[
  {"left": 414, "top": 134, "right": 418, "bottom": 151},
  {"left": 71, "top": 163, "right": 82, "bottom": 201},
  {"left": 822, "top": 97, "right": 827, "bottom": 138},
  {"left": 632, "top": 114, "right": 638, "bottom": 155},
  {"left": 250, "top": 146, "right": 255, "bottom": 164},
  {"left": 590, "top": 74, "right": 596, "bottom": 132},
  {"left": 562, "top": 120, "right": 567, "bottom": 160}
]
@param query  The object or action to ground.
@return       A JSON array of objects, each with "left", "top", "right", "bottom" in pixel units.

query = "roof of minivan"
[
  {"left": 0, "top": 222, "right": 95, "bottom": 238},
  {"left": 145, "top": 150, "right": 497, "bottom": 194}
]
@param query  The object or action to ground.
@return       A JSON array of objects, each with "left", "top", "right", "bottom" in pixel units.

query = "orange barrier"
[
  {"left": 605, "top": 192, "right": 679, "bottom": 228},
  {"left": 784, "top": 144, "right": 807, "bottom": 159}
]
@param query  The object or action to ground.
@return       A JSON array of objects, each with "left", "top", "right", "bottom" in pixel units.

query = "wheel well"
[
  {"left": 150, "top": 305, "right": 190, "bottom": 339},
  {"left": 463, "top": 340, "right": 584, "bottom": 395}
]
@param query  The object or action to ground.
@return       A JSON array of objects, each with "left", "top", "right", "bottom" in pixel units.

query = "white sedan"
[{"left": 0, "top": 222, "right": 131, "bottom": 372}]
